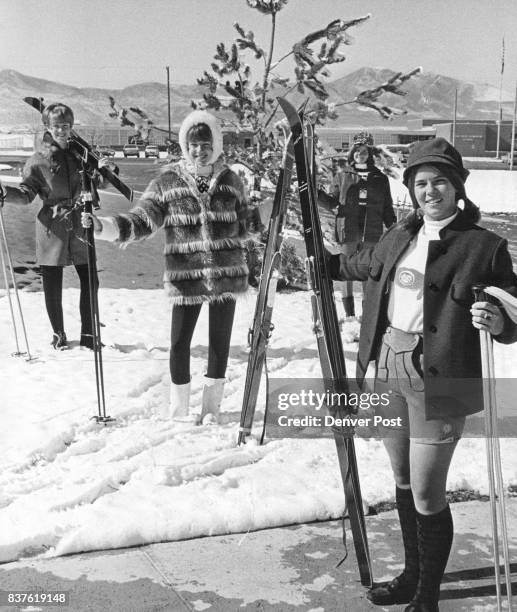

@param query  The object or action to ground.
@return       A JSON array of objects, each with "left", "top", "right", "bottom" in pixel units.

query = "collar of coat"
[{"left": 169, "top": 157, "right": 233, "bottom": 197}]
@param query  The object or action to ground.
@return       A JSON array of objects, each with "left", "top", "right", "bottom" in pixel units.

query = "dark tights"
[
  {"left": 170, "top": 300, "right": 236, "bottom": 384},
  {"left": 40, "top": 264, "right": 98, "bottom": 335}
]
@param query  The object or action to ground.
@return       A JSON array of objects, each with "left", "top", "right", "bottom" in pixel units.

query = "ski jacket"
[
  {"left": 329, "top": 209, "right": 517, "bottom": 418},
  {"left": 21, "top": 137, "right": 102, "bottom": 266},
  {"left": 98, "top": 158, "right": 249, "bottom": 306},
  {"left": 335, "top": 166, "right": 396, "bottom": 244}
]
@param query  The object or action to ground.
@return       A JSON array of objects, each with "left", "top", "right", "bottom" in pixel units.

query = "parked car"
[
  {"left": 94, "top": 146, "right": 115, "bottom": 158},
  {"left": 123, "top": 144, "right": 139, "bottom": 158},
  {"left": 144, "top": 145, "right": 159, "bottom": 158}
]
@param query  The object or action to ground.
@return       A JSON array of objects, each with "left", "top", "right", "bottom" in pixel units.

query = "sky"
[{"left": 1, "top": 0, "right": 516, "bottom": 91}]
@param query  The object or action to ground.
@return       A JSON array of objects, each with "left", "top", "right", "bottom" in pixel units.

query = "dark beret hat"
[{"left": 403, "top": 138, "right": 469, "bottom": 186}]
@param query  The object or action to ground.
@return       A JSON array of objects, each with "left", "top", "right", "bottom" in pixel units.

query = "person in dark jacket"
[
  {"left": 1, "top": 102, "right": 114, "bottom": 350},
  {"left": 82, "top": 110, "right": 249, "bottom": 424},
  {"left": 328, "top": 138, "right": 517, "bottom": 611},
  {"left": 333, "top": 132, "right": 396, "bottom": 317}
]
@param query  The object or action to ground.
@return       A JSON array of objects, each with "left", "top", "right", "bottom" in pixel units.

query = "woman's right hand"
[{"left": 81, "top": 212, "right": 103, "bottom": 232}]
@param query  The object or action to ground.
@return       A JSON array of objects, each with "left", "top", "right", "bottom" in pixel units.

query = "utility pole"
[
  {"left": 510, "top": 81, "right": 516, "bottom": 171},
  {"left": 452, "top": 88, "right": 458, "bottom": 146},
  {"left": 166, "top": 66, "right": 172, "bottom": 144},
  {"left": 496, "top": 37, "right": 505, "bottom": 159}
]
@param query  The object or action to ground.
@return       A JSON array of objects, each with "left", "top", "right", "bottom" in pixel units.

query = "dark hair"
[
  {"left": 347, "top": 142, "right": 375, "bottom": 169},
  {"left": 42, "top": 103, "right": 74, "bottom": 127},
  {"left": 187, "top": 123, "right": 212, "bottom": 143},
  {"left": 401, "top": 162, "right": 480, "bottom": 233}
]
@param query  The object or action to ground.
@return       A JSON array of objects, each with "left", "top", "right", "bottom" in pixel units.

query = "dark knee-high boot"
[
  {"left": 404, "top": 505, "right": 453, "bottom": 612},
  {"left": 342, "top": 296, "right": 355, "bottom": 317},
  {"left": 367, "top": 487, "right": 419, "bottom": 605}
]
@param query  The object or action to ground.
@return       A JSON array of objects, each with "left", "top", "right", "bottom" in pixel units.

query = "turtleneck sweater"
[{"left": 387, "top": 211, "right": 458, "bottom": 333}]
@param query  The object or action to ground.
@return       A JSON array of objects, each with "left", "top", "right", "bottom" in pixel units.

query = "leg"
[
  {"left": 75, "top": 263, "right": 98, "bottom": 347},
  {"left": 410, "top": 441, "right": 458, "bottom": 515},
  {"left": 197, "top": 300, "right": 236, "bottom": 424},
  {"left": 206, "top": 299, "right": 236, "bottom": 379},
  {"left": 166, "top": 303, "right": 202, "bottom": 420},
  {"left": 402, "top": 440, "right": 458, "bottom": 610},
  {"left": 368, "top": 438, "right": 420, "bottom": 606},
  {"left": 169, "top": 303, "right": 201, "bottom": 384},
  {"left": 40, "top": 265, "right": 67, "bottom": 349},
  {"left": 358, "top": 241, "right": 376, "bottom": 317},
  {"left": 369, "top": 336, "right": 418, "bottom": 605}
]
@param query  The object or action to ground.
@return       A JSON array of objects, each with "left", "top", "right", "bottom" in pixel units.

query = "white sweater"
[{"left": 387, "top": 212, "right": 458, "bottom": 333}]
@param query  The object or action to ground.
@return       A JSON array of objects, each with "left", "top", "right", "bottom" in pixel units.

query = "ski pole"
[
  {"left": 473, "top": 285, "right": 513, "bottom": 611},
  {"left": 79, "top": 168, "right": 113, "bottom": 424},
  {"left": 0, "top": 201, "right": 33, "bottom": 359}
]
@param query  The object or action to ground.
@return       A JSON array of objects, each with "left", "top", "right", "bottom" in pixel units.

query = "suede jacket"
[
  {"left": 329, "top": 210, "right": 517, "bottom": 418},
  {"left": 21, "top": 138, "right": 102, "bottom": 266}
]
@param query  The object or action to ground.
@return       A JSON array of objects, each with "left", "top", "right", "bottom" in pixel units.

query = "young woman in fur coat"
[
  {"left": 83, "top": 110, "right": 249, "bottom": 423},
  {"left": 333, "top": 132, "right": 396, "bottom": 318},
  {"left": 1, "top": 102, "right": 114, "bottom": 350}
]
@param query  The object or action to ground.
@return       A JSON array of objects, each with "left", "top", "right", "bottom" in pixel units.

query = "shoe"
[
  {"left": 166, "top": 381, "right": 191, "bottom": 420},
  {"left": 196, "top": 377, "right": 225, "bottom": 425},
  {"left": 51, "top": 331, "right": 68, "bottom": 351},
  {"left": 367, "top": 575, "right": 417, "bottom": 606},
  {"left": 80, "top": 334, "right": 104, "bottom": 350}
]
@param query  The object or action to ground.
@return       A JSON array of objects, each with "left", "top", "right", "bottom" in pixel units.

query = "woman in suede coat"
[{"left": 329, "top": 138, "right": 517, "bottom": 611}]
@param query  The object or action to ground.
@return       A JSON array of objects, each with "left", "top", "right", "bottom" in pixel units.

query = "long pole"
[
  {"left": 510, "top": 81, "right": 517, "bottom": 171},
  {"left": 473, "top": 286, "right": 513, "bottom": 611},
  {"left": 0, "top": 206, "right": 32, "bottom": 359},
  {"left": 496, "top": 37, "right": 505, "bottom": 159},
  {"left": 166, "top": 66, "right": 171, "bottom": 143},
  {"left": 452, "top": 88, "right": 458, "bottom": 146}
]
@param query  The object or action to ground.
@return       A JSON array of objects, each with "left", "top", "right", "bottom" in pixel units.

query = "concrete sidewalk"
[{"left": 0, "top": 500, "right": 515, "bottom": 611}]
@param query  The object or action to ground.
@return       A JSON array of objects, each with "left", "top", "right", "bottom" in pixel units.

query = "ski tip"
[{"left": 23, "top": 96, "right": 45, "bottom": 112}]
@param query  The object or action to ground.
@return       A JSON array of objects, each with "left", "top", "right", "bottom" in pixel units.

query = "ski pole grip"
[{"left": 472, "top": 284, "right": 487, "bottom": 303}]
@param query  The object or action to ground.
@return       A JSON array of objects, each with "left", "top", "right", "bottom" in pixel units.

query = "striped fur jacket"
[{"left": 98, "top": 159, "right": 249, "bottom": 305}]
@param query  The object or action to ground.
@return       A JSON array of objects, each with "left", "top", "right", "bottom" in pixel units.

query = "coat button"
[
  {"left": 428, "top": 366, "right": 438, "bottom": 376},
  {"left": 428, "top": 282, "right": 439, "bottom": 291},
  {"left": 429, "top": 325, "right": 437, "bottom": 333}
]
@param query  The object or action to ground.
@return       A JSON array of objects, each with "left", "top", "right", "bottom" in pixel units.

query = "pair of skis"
[
  {"left": 237, "top": 97, "right": 372, "bottom": 586},
  {"left": 278, "top": 97, "right": 373, "bottom": 587},
  {"left": 238, "top": 134, "right": 294, "bottom": 445}
]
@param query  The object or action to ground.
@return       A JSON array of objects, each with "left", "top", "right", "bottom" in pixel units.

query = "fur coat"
[{"left": 99, "top": 157, "right": 249, "bottom": 305}]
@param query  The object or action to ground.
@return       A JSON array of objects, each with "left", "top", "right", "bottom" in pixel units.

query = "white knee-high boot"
[
  {"left": 168, "top": 381, "right": 191, "bottom": 420},
  {"left": 197, "top": 377, "right": 225, "bottom": 425}
]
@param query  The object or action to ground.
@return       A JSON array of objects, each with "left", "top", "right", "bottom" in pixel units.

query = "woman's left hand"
[{"left": 471, "top": 301, "right": 504, "bottom": 336}]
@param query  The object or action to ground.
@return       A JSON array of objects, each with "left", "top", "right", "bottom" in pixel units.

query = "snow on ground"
[{"left": 1, "top": 287, "right": 517, "bottom": 564}]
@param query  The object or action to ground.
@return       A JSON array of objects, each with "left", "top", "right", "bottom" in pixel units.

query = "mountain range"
[{"left": 0, "top": 67, "right": 513, "bottom": 131}]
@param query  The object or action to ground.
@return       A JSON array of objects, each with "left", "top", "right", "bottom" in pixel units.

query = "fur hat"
[
  {"left": 179, "top": 110, "right": 223, "bottom": 166},
  {"left": 403, "top": 138, "right": 469, "bottom": 186},
  {"left": 352, "top": 131, "right": 374, "bottom": 147}
]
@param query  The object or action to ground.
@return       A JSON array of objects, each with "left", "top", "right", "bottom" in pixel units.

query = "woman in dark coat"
[
  {"left": 333, "top": 132, "right": 396, "bottom": 317},
  {"left": 328, "top": 137, "right": 517, "bottom": 611},
  {"left": 83, "top": 110, "right": 249, "bottom": 424},
  {"left": 2, "top": 103, "right": 113, "bottom": 350}
]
